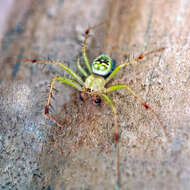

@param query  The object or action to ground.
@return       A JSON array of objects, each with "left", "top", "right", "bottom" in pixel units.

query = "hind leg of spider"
[
  {"left": 11, "top": 58, "right": 84, "bottom": 86},
  {"left": 76, "top": 56, "right": 88, "bottom": 78},
  {"left": 105, "top": 47, "right": 165, "bottom": 84},
  {"left": 45, "top": 76, "right": 82, "bottom": 128},
  {"left": 82, "top": 21, "right": 106, "bottom": 74},
  {"left": 105, "top": 84, "right": 168, "bottom": 140},
  {"left": 101, "top": 94, "right": 120, "bottom": 190}
]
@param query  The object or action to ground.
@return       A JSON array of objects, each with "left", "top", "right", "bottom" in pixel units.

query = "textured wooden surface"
[{"left": 0, "top": 0, "right": 190, "bottom": 189}]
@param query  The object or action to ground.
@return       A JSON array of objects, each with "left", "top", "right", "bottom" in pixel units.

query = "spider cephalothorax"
[
  {"left": 84, "top": 74, "right": 105, "bottom": 92},
  {"left": 79, "top": 90, "right": 102, "bottom": 106},
  {"left": 21, "top": 22, "right": 166, "bottom": 190}
]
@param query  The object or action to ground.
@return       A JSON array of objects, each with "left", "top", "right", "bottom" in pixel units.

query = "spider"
[{"left": 17, "top": 22, "right": 166, "bottom": 189}]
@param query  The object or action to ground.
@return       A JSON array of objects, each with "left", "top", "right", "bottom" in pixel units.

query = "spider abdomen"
[
  {"left": 84, "top": 74, "right": 105, "bottom": 92},
  {"left": 92, "top": 54, "right": 114, "bottom": 76}
]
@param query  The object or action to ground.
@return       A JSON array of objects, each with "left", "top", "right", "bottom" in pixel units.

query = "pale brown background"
[{"left": 0, "top": 0, "right": 190, "bottom": 190}]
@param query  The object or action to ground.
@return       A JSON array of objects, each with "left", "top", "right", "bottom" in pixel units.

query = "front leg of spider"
[
  {"left": 81, "top": 23, "right": 166, "bottom": 189},
  {"left": 104, "top": 48, "right": 167, "bottom": 139},
  {"left": 101, "top": 94, "right": 120, "bottom": 190},
  {"left": 18, "top": 58, "right": 85, "bottom": 128},
  {"left": 45, "top": 76, "right": 83, "bottom": 128}
]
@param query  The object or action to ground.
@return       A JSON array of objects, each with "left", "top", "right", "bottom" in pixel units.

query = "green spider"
[{"left": 21, "top": 23, "right": 166, "bottom": 189}]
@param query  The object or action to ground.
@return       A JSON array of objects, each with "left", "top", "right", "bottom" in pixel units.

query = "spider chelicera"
[{"left": 19, "top": 22, "right": 166, "bottom": 189}]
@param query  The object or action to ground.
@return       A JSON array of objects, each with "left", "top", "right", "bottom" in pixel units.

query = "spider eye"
[{"left": 92, "top": 54, "right": 113, "bottom": 76}]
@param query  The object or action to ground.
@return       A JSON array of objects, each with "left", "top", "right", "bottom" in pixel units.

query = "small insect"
[{"left": 15, "top": 22, "right": 166, "bottom": 189}]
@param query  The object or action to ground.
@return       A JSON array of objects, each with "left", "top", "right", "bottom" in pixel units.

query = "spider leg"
[
  {"left": 82, "top": 21, "right": 106, "bottom": 74},
  {"left": 45, "top": 76, "right": 82, "bottom": 128},
  {"left": 17, "top": 58, "right": 84, "bottom": 86},
  {"left": 76, "top": 56, "right": 88, "bottom": 77},
  {"left": 105, "top": 84, "right": 168, "bottom": 138},
  {"left": 105, "top": 47, "right": 165, "bottom": 84},
  {"left": 101, "top": 94, "right": 120, "bottom": 190}
]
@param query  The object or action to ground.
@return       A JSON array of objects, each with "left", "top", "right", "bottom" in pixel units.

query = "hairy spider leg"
[
  {"left": 101, "top": 94, "right": 120, "bottom": 190},
  {"left": 16, "top": 58, "right": 84, "bottom": 127},
  {"left": 22, "top": 59, "right": 84, "bottom": 86},
  {"left": 105, "top": 47, "right": 165, "bottom": 84},
  {"left": 82, "top": 21, "right": 107, "bottom": 74},
  {"left": 105, "top": 85, "right": 168, "bottom": 138},
  {"left": 76, "top": 56, "right": 88, "bottom": 77},
  {"left": 45, "top": 76, "right": 82, "bottom": 128}
]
